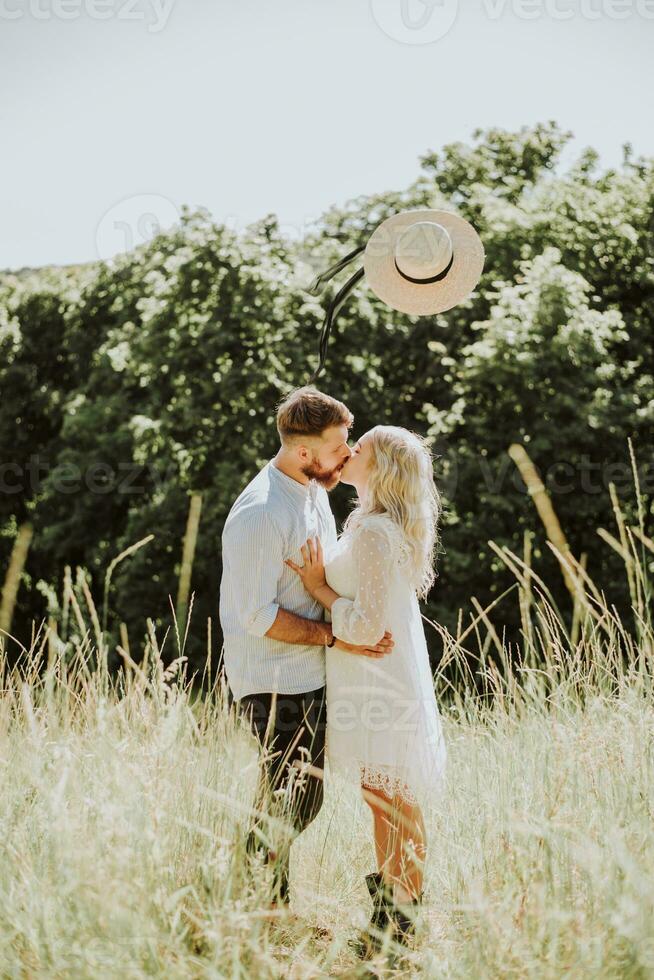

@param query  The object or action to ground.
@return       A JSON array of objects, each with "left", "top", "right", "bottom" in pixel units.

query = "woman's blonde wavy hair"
[{"left": 341, "top": 425, "right": 443, "bottom": 600}]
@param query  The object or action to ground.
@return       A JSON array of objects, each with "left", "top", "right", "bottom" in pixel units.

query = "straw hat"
[
  {"left": 304, "top": 208, "right": 485, "bottom": 382},
  {"left": 363, "top": 209, "right": 485, "bottom": 316}
]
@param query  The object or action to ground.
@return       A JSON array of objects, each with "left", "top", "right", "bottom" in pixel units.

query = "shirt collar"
[{"left": 268, "top": 459, "right": 317, "bottom": 502}]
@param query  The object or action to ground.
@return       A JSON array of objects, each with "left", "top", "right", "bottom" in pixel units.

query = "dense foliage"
[{"left": 1, "top": 122, "right": 652, "bottom": 677}]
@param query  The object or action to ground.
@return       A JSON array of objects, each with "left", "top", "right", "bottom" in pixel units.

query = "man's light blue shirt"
[{"left": 219, "top": 459, "right": 338, "bottom": 700}]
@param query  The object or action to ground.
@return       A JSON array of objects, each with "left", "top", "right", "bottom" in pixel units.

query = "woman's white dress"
[{"left": 323, "top": 512, "right": 447, "bottom": 806}]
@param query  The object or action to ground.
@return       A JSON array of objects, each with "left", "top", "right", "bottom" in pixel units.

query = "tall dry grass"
[{"left": 0, "top": 451, "right": 652, "bottom": 978}]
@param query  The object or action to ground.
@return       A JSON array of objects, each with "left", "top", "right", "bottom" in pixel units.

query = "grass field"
[{"left": 1, "top": 487, "right": 653, "bottom": 978}]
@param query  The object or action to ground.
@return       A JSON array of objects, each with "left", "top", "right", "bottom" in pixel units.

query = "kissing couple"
[{"left": 219, "top": 385, "right": 448, "bottom": 958}]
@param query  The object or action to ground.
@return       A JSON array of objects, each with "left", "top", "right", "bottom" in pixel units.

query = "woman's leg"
[
  {"left": 389, "top": 793, "right": 426, "bottom": 901},
  {"left": 364, "top": 787, "right": 395, "bottom": 875},
  {"left": 362, "top": 783, "right": 426, "bottom": 901}
]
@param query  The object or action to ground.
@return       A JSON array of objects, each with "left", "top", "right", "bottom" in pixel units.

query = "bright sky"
[{"left": 1, "top": 0, "right": 652, "bottom": 269}]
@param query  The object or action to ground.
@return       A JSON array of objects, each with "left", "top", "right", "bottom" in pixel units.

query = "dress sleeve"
[
  {"left": 222, "top": 507, "right": 282, "bottom": 637},
  {"left": 330, "top": 522, "right": 395, "bottom": 646}
]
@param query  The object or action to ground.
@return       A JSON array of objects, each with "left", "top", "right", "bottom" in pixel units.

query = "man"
[{"left": 219, "top": 385, "right": 395, "bottom": 911}]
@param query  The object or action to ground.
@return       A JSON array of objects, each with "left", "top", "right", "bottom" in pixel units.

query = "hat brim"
[{"left": 363, "top": 209, "right": 485, "bottom": 316}]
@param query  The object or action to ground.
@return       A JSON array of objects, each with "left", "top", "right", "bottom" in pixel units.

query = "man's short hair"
[{"left": 276, "top": 386, "right": 354, "bottom": 444}]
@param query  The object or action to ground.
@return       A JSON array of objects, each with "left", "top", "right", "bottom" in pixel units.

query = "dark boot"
[
  {"left": 348, "top": 871, "right": 394, "bottom": 959},
  {"left": 385, "top": 886, "right": 424, "bottom": 948}
]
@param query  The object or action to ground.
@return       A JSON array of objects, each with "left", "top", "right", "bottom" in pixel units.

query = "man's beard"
[{"left": 301, "top": 458, "right": 344, "bottom": 488}]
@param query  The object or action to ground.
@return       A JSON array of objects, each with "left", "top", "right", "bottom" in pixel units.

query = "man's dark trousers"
[{"left": 236, "top": 685, "right": 327, "bottom": 904}]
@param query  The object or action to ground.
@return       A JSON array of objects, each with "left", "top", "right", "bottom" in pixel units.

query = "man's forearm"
[{"left": 264, "top": 607, "right": 333, "bottom": 646}]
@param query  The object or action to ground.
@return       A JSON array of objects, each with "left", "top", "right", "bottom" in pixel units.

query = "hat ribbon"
[
  {"left": 394, "top": 249, "right": 454, "bottom": 285},
  {"left": 305, "top": 243, "right": 366, "bottom": 383}
]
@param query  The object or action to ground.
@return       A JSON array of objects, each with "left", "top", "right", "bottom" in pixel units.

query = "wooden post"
[
  {"left": 176, "top": 492, "right": 203, "bottom": 647},
  {"left": 508, "top": 444, "right": 578, "bottom": 600},
  {"left": 0, "top": 522, "right": 33, "bottom": 641}
]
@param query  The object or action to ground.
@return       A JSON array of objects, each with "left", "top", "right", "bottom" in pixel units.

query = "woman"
[{"left": 285, "top": 424, "right": 447, "bottom": 955}]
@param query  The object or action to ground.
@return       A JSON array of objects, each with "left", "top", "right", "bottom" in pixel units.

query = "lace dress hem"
[{"left": 359, "top": 763, "right": 419, "bottom": 805}]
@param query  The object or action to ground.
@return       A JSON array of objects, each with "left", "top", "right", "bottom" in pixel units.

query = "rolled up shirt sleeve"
[
  {"left": 223, "top": 507, "right": 283, "bottom": 637},
  {"left": 330, "top": 524, "right": 393, "bottom": 646}
]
